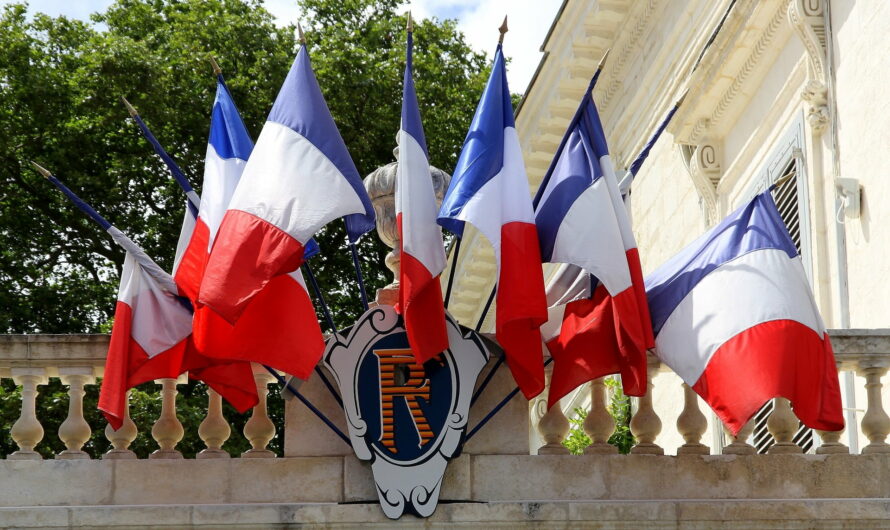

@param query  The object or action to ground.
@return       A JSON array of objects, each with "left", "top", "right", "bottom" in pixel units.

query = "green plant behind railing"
[{"left": 561, "top": 377, "right": 636, "bottom": 454}]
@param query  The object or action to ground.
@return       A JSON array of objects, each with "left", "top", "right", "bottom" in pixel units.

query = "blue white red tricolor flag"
[
  {"left": 438, "top": 43, "right": 548, "bottom": 399},
  {"left": 176, "top": 78, "right": 324, "bottom": 381},
  {"left": 99, "top": 234, "right": 192, "bottom": 430},
  {"left": 396, "top": 29, "right": 449, "bottom": 362},
  {"left": 533, "top": 85, "right": 653, "bottom": 406},
  {"left": 198, "top": 45, "right": 375, "bottom": 325},
  {"left": 645, "top": 191, "right": 844, "bottom": 435}
]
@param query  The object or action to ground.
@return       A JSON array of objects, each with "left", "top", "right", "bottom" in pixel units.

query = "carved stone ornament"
[
  {"left": 363, "top": 146, "right": 451, "bottom": 301},
  {"left": 323, "top": 305, "right": 489, "bottom": 519},
  {"left": 788, "top": 0, "right": 829, "bottom": 134},
  {"left": 683, "top": 140, "right": 722, "bottom": 226}
]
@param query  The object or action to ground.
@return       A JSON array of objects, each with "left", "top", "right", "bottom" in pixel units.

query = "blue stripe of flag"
[
  {"left": 437, "top": 44, "right": 514, "bottom": 237},
  {"left": 644, "top": 191, "right": 799, "bottom": 335},
  {"left": 267, "top": 47, "right": 374, "bottom": 243}
]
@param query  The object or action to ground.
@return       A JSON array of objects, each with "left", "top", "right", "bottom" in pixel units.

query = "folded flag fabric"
[
  {"left": 438, "top": 43, "right": 548, "bottom": 399},
  {"left": 396, "top": 29, "right": 449, "bottom": 362},
  {"left": 178, "top": 77, "right": 324, "bottom": 381},
  {"left": 199, "top": 45, "right": 374, "bottom": 324},
  {"left": 645, "top": 190, "right": 844, "bottom": 435},
  {"left": 533, "top": 87, "right": 653, "bottom": 406}
]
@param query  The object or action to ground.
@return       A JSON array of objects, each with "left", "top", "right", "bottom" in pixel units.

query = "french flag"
[
  {"left": 198, "top": 45, "right": 375, "bottom": 327},
  {"left": 99, "top": 227, "right": 192, "bottom": 430},
  {"left": 645, "top": 191, "right": 844, "bottom": 435},
  {"left": 396, "top": 28, "right": 449, "bottom": 362},
  {"left": 178, "top": 77, "right": 325, "bottom": 381},
  {"left": 438, "top": 43, "right": 548, "bottom": 399},
  {"left": 533, "top": 87, "right": 653, "bottom": 406}
]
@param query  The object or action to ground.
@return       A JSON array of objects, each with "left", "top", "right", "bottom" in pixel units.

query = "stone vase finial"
[{"left": 363, "top": 146, "right": 451, "bottom": 305}]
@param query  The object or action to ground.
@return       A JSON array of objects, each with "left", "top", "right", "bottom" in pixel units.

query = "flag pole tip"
[
  {"left": 597, "top": 48, "right": 611, "bottom": 71},
  {"left": 120, "top": 96, "right": 138, "bottom": 118},
  {"left": 297, "top": 22, "right": 306, "bottom": 46},
  {"left": 29, "top": 161, "right": 51, "bottom": 178},
  {"left": 209, "top": 56, "right": 222, "bottom": 76},
  {"left": 498, "top": 15, "right": 508, "bottom": 44},
  {"left": 676, "top": 88, "right": 689, "bottom": 108},
  {"left": 406, "top": 11, "right": 413, "bottom": 32}
]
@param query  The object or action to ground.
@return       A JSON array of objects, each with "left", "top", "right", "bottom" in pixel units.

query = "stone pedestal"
[
  {"left": 283, "top": 369, "right": 352, "bottom": 457},
  {"left": 463, "top": 355, "right": 530, "bottom": 455}
]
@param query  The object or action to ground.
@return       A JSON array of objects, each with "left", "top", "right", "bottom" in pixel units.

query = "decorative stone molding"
[
  {"left": 788, "top": 0, "right": 829, "bottom": 134},
  {"left": 684, "top": 141, "right": 722, "bottom": 226}
]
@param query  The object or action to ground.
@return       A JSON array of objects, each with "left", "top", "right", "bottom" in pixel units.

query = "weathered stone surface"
[
  {"left": 4, "top": 500, "right": 890, "bottom": 528},
  {"left": 283, "top": 369, "right": 353, "bottom": 457},
  {"left": 463, "top": 356, "right": 530, "bottom": 455},
  {"left": 0, "top": 460, "right": 113, "bottom": 506},
  {"left": 230, "top": 457, "right": 343, "bottom": 503}
]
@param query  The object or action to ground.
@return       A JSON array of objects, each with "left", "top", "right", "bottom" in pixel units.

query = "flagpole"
[
  {"left": 120, "top": 97, "right": 200, "bottom": 215},
  {"left": 349, "top": 236, "right": 370, "bottom": 312},
  {"left": 623, "top": 90, "right": 687, "bottom": 186},
  {"left": 468, "top": 48, "right": 612, "bottom": 407},
  {"left": 442, "top": 237, "right": 461, "bottom": 308}
]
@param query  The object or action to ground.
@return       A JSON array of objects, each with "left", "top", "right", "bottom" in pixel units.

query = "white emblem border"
[{"left": 323, "top": 305, "right": 489, "bottom": 519}]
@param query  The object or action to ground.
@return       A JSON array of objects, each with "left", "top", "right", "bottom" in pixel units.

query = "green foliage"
[
  {"left": 0, "top": 0, "right": 490, "bottom": 457},
  {"left": 562, "top": 407, "right": 592, "bottom": 455},
  {"left": 561, "top": 377, "right": 637, "bottom": 455},
  {"left": 0, "top": 0, "right": 489, "bottom": 332},
  {"left": 604, "top": 377, "right": 635, "bottom": 454}
]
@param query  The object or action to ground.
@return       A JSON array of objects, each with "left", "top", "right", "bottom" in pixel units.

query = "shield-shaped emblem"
[{"left": 324, "top": 305, "right": 489, "bottom": 518}]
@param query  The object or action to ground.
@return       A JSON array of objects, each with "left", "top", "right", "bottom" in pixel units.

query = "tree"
[
  {"left": 0, "top": 0, "right": 489, "bottom": 333},
  {"left": 0, "top": 0, "right": 490, "bottom": 457}
]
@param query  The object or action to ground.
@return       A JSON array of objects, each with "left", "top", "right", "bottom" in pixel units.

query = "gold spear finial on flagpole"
[
  {"left": 675, "top": 88, "right": 689, "bottom": 108},
  {"left": 29, "top": 161, "right": 52, "bottom": 178},
  {"left": 297, "top": 21, "right": 307, "bottom": 46},
  {"left": 120, "top": 96, "right": 138, "bottom": 118},
  {"left": 406, "top": 10, "right": 413, "bottom": 32},
  {"left": 209, "top": 56, "right": 222, "bottom": 76},
  {"left": 498, "top": 15, "right": 508, "bottom": 44},
  {"left": 596, "top": 48, "right": 611, "bottom": 73}
]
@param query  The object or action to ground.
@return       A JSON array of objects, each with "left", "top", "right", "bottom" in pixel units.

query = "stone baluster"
[
  {"left": 766, "top": 398, "right": 803, "bottom": 454},
  {"left": 857, "top": 361, "right": 890, "bottom": 454},
  {"left": 149, "top": 377, "right": 185, "bottom": 459},
  {"left": 242, "top": 368, "right": 277, "bottom": 458},
  {"left": 198, "top": 388, "right": 231, "bottom": 459},
  {"left": 535, "top": 365, "right": 570, "bottom": 455},
  {"left": 104, "top": 391, "right": 137, "bottom": 459},
  {"left": 584, "top": 378, "right": 617, "bottom": 454},
  {"left": 677, "top": 383, "right": 709, "bottom": 455},
  {"left": 8, "top": 368, "right": 48, "bottom": 460},
  {"left": 817, "top": 362, "right": 849, "bottom": 454},
  {"left": 723, "top": 419, "right": 756, "bottom": 455},
  {"left": 56, "top": 369, "right": 96, "bottom": 459},
  {"left": 630, "top": 359, "right": 663, "bottom": 455}
]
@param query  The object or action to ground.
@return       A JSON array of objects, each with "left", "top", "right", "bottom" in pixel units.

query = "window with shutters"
[{"left": 743, "top": 114, "right": 816, "bottom": 454}]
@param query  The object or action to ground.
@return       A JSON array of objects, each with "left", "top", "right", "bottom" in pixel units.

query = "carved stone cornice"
[
  {"left": 787, "top": 0, "right": 829, "bottom": 134},
  {"left": 684, "top": 142, "right": 723, "bottom": 226},
  {"left": 670, "top": 0, "right": 793, "bottom": 145}
]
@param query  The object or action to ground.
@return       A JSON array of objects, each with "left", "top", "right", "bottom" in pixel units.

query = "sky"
[{"left": 21, "top": 0, "right": 563, "bottom": 95}]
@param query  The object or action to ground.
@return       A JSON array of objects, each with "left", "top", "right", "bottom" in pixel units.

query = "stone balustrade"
[
  {"left": 0, "top": 335, "right": 280, "bottom": 460},
  {"left": 1, "top": 330, "right": 888, "bottom": 460},
  {"left": 533, "top": 329, "right": 890, "bottom": 456}
]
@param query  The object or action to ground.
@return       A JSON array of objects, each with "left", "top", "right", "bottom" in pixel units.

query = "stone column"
[
  {"left": 8, "top": 368, "right": 48, "bottom": 460},
  {"left": 583, "top": 378, "right": 617, "bottom": 454},
  {"left": 534, "top": 363, "right": 570, "bottom": 454},
  {"left": 630, "top": 359, "right": 663, "bottom": 455},
  {"left": 104, "top": 390, "right": 137, "bottom": 459},
  {"left": 56, "top": 368, "right": 96, "bottom": 459},
  {"left": 242, "top": 367, "right": 277, "bottom": 458},
  {"left": 149, "top": 376, "right": 185, "bottom": 459},
  {"left": 676, "top": 383, "right": 709, "bottom": 455},
  {"left": 858, "top": 361, "right": 890, "bottom": 454},
  {"left": 723, "top": 419, "right": 756, "bottom": 455},
  {"left": 197, "top": 388, "right": 231, "bottom": 459},
  {"left": 766, "top": 398, "right": 803, "bottom": 454}
]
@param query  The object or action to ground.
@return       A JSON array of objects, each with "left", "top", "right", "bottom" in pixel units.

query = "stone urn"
[{"left": 363, "top": 147, "right": 451, "bottom": 306}]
